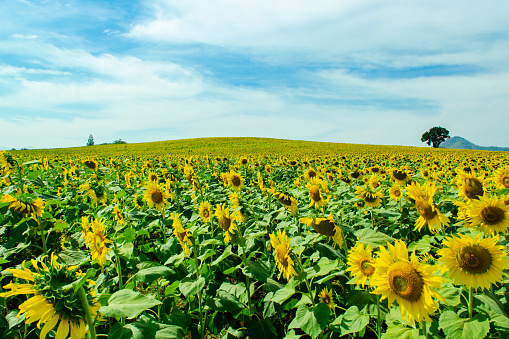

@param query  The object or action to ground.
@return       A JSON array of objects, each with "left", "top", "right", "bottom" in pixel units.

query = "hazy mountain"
[{"left": 440, "top": 136, "right": 509, "bottom": 151}]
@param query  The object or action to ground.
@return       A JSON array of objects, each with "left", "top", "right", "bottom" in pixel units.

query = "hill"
[{"left": 440, "top": 136, "right": 509, "bottom": 151}]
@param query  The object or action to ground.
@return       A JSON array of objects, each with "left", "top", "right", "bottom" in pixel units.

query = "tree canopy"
[
  {"left": 86, "top": 134, "right": 94, "bottom": 146},
  {"left": 421, "top": 127, "right": 450, "bottom": 148}
]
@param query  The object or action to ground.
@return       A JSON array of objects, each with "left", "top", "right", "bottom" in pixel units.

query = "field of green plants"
[{"left": 1, "top": 137, "right": 509, "bottom": 339}]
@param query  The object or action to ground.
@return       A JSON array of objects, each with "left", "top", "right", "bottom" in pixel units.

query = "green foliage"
[
  {"left": 87, "top": 134, "right": 95, "bottom": 146},
  {"left": 421, "top": 126, "right": 450, "bottom": 148}
]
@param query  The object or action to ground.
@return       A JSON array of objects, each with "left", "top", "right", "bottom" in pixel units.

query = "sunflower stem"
[
  {"left": 161, "top": 209, "right": 167, "bottom": 244},
  {"left": 77, "top": 286, "right": 97, "bottom": 339},
  {"left": 193, "top": 244, "right": 205, "bottom": 339},
  {"left": 468, "top": 286, "right": 473, "bottom": 319},
  {"left": 305, "top": 277, "right": 315, "bottom": 307},
  {"left": 422, "top": 321, "right": 427, "bottom": 338},
  {"left": 376, "top": 297, "right": 382, "bottom": 338}
]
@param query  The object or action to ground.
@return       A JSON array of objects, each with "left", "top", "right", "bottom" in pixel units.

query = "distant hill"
[{"left": 440, "top": 136, "right": 509, "bottom": 151}]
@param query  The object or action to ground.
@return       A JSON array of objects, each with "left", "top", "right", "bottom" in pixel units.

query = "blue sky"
[{"left": 1, "top": 0, "right": 509, "bottom": 149}]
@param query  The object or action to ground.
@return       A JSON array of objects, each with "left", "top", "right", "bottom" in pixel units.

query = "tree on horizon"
[
  {"left": 87, "top": 134, "right": 95, "bottom": 146},
  {"left": 421, "top": 126, "right": 450, "bottom": 148}
]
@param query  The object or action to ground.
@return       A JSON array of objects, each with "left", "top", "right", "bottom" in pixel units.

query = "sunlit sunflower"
[
  {"left": 368, "top": 174, "right": 381, "bottom": 190},
  {"left": 391, "top": 168, "right": 410, "bottom": 185},
  {"left": 491, "top": 166, "right": 509, "bottom": 189},
  {"left": 345, "top": 242, "right": 375, "bottom": 287},
  {"left": 198, "top": 201, "right": 213, "bottom": 223},
  {"left": 389, "top": 185, "right": 403, "bottom": 201},
  {"left": 147, "top": 171, "right": 159, "bottom": 183},
  {"left": 318, "top": 287, "right": 336, "bottom": 309},
  {"left": 229, "top": 192, "right": 241, "bottom": 209},
  {"left": 273, "top": 191, "right": 298, "bottom": 215},
  {"left": 437, "top": 233, "right": 509, "bottom": 290},
  {"left": 228, "top": 171, "right": 244, "bottom": 191},
  {"left": 456, "top": 172, "right": 485, "bottom": 200},
  {"left": 0, "top": 150, "right": 15, "bottom": 174},
  {"left": 238, "top": 156, "right": 249, "bottom": 166},
  {"left": 215, "top": 204, "right": 239, "bottom": 244},
  {"left": 0, "top": 253, "right": 101, "bottom": 339},
  {"left": 304, "top": 168, "right": 318, "bottom": 181},
  {"left": 413, "top": 196, "right": 450, "bottom": 233},
  {"left": 171, "top": 213, "right": 192, "bottom": 256},
  {"left": 306, "top": 179, "right": 328, "bottom": 209},
  {"left": 0, "top": 194, "right": 44, "bottom": 219},
  {"left": 82, "top": 159, "right": 98, "bottom": 171},
  {"left": 463, "top": 193, "right": 509, "bottom": 235},
  {"left": 300, "top": 215, "right": 343, "bottom": 247},
  {"left": 83, "top": 217, "right": 112, "bottom": 266},
  {"left": 355, "top": 186, "right": 383, "bottom": 208},
  {"left": 112, "top": 205, "right": 125, "bottom": 225},
  {"left": 143, "top": 181, "right": 170, "bottom": 211},
  {"left": 270, "top": 229, "right": 298, "bottom": 281},
  {"left": 371, "top": 240, "right": 445, "bottom": 324}
]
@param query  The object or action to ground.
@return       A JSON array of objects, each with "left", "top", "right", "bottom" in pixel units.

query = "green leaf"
[
  {"left": 135, "top": 266, "right": 174, "bottom": 283},
  {"left": 439, "top": 310, "right": 490, "bottom": 339},
  {"left": 381, "top": 324, "right": 422, "bottom": 339},
  {"left": 242, "top": 260, "right": 270, "bottom": 283},
  {"left": 58, "top": 249, "right": 89, "bottom": 266},
  {"left": 288, "top": 303, "right": 330, "bottom": 339},
  {"left": 211, "top": 246, "right": 233, "bottom": 266},
  {"left": 438, "top": 285, "right": 462, "bottom": 307},
  {"left": 179, "top": 276, "right": 205, "bottom": 298},
  {"left": 305, "top": 258, "right": 339, "bottom": 279},
  {"left": 206, "top": 290, "right": 245, "bottom": 313},
  {"left": 107, "top": 315, "right": 159, "bottom": 339},
  {"left": 475, "top": 293, "right": 506, "bottom": 315},
  {"left": 335, "top": 306, "right": 369, "bottom": 336},
  {"left": 155, "top": 325, "right": 186, "bottom": 339},
  {"left": 270, "top": 279, "right": 299, "bottom": 304},
  {"left": 354, "top": 228, "right": 393, "bottom": 248},
  {"left": 100, "top": 290, "right": 162, "bottom": 319},
  {"left": 246, "top": 319, "right": 277, "bottom": 339}
]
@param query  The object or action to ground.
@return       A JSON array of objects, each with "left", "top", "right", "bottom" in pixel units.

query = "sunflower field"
[{"left": 1, "top": 137, "right": 509, "bottom": 339}]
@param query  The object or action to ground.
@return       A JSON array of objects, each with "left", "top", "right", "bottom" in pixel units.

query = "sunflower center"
[
  {"left": 371, "top": 181, "right": 380, "bottom": 188},
  {"left": 416, "top": 200, "right": 437, "bottom": 220},
  {"left": 312, "top": 219, "right": 336, "bottom": 237},
  {"left": 387, "top": 261, "right": 423, "bottom": 302},
  {"left": 393, "top": 189, "right": 401, "bottom": 197},
  {"left": 277, "top": 194, "right": 292, "bottom": 206},
  {"left": 457, "top": 245, "right": 493, "bottom": 274},
  {"left": 364, "top": 192, "right": 378, "bottom": 203},
  {"left": 502, "top": 175, "right": 509, "bottom": 188},
  {"left": 307, "top": 170, "right": 316, "bottom": 178},
  {"left": 151, "top": 191, "right": 163, "bottom": 204},
  {"left": 231, "top": 176, "right": 241, "bottom": 187},
  {"left": 393, "top": 170, "right": 407, "bottom": 181},
  {"left": 463, "top": 178, "right": 483, "bottom": 199},
  {"left": 220, "top": 217, "right": 231, "bottom": 232},
  {"left": 350, "top": 171, "right": 360, "bottom": 179},
  {"left": 480, "top": 206, "right": 505, "bottom": 225},
  {"left": 321, "top": 294, "right": 331, "bottom": 304},
  {"left": 275, "top": 245, "right": 289, "bottom": 268},
  {"left": 84, "top": 161, "right": 97, "bottom": 170},
  {"left": 359, "top": 258, "right": 374, "bottom": 276},
  {"left": 309, "top": 185, "right": 321, "bottom": 202},
  {"left": 202, "top": 209, "right": 209, "bottom": 218}
]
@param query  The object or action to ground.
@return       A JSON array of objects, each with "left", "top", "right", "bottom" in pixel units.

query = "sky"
[{"left": 1, "top": 0, "right": 509, "bottom": 150}]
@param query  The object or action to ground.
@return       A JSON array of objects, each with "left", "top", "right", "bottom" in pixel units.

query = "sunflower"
[
  {"left": 463, "top": 193, "right": 509, "bottom": 235},
  {"left": 318, "top": 287, "right": 336, "bottom": 309},
  {"left": 389, "top": 185, "right": 403, "bottom": 201},
  {"left": 306, "top": 179, "right": 328, "bottom": 209},
  {"left": 345, "top": 242, "right": 375, "bottom": 287},
  {"left": 228, "top": 171, "right": 244, "bottom": 191},
  {"left": 391, "top": 168, "right": 410, "bottom": 185},
  {"left": 143, "top": 181, "right": 170, "bottom": 211},
  {"left": 113, "top": 205, "right": 125, "bottom": 225},
  {"left": 368, "top": 174, "right": 381, "bottom": 190},
  {"left": 491, "top": 166, "right": 509, "bottom": 189},
  {"left": 304, "top": 168, "right": 318, "bottom": 181},
  {"left": 437, "top": 233, "right": 509, "bottom": 290},
  {"left": 456, "top": 172, "right": 485, "bottom": 200},
  {"left": 147, "top": 171, "right": 159, "bottom": 183},
  {"left": 215, "top": 204, "right": 239, "bottom": 244},
  {"left": 171, "top": 213, "right": 192, "bottom": 256},
  {"left": 273, "top": 191, "right": 298, "bottom": 215},
  {"left": 0, "top": 194, "right": 44, "bottom": 219},
  {"left": 413, "top": 196, "right": 450, "bottom": 233},
  {"left": 371, "top": 240, "right": 445, "bottom": 324},
  {"left": 0, "top": 253, "right": 101, "bottom": 339},
  {"left": 270, "top": 229, "right": 298, "bottom": 281},
  {"left": 82, "top": 159, "right": 98, "bottom": 171},
  {"left": 300, "top": 215, "right": 343, "bottom": 247},
  {"left": 83, "top": 217, "right": 112, "bottom": 266},
  {"left": 355, "top": 186, "right": 383, "bottom": 208},
  {"left": 198, "top": 201, "right": 213, "bottom": 223},
  {"left": 238, "top": 156, "right": 249, "bottom": 166}
]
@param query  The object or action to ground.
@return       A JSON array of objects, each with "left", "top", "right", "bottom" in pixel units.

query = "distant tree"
[
  {"left": 87, "top": 134, "right": 95, "bottom": 146},
  {"left": 421, "top": 126, "right": 450, "bottom": 148},
  {"left": 113, "top": 139, "right": 127, "bottom": 144}
]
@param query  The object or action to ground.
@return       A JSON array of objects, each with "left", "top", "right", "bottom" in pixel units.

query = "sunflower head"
[
  {"left": 143, "top": 181, "right": 170, "bottom": 211},
  {"left": 269, "top": 229, "right": 298, "bottom": 281},
  {"left": 318, "top": 287, "right": 336, "bottom": 309},
  {"left": 228, "top": 171, "right": 244, "bottom": 191},
  {"left": 198, "top": 201, "right": 213, "bottom": 223},
  {"left": 457, "top": 173, "right": 485, "bottom": 200},
  {"left": 464, "top": 193, "right": 509, "bottom": 235},
  {"left": 346, "top": 242, "right": 375, "bottom": 287},
  {"left": 82, "top": 159, "right": 98, "bottom": 171}
]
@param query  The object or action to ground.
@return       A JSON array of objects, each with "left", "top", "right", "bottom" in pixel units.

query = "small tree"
[
  {"left": 87, "top": 134, "right": 95, "bottom": 146},
  {"left": 421, "top": 126, "right": 450, "bottom": 148}
]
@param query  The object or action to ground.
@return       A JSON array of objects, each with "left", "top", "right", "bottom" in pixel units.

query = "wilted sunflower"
[
  {"left": 437, "top": 233, "right": 509, "bottom": 290},
  {"left": 491, "top": 166, "right": 509, "bottom": 189},
  {"left": 355, "top": 186, "right": 383, "bottom": 208},
  {"left": 83, "top": 217, "right": 112, "bottom": 266},
  {"left": 318, "top": 287, "right": 336, "bottom": 309},
  {"left": 215, "top": 204, "right": 239, "bottom": 243},
  {"left": 82, "top": 159, "right": 98, "bottom": 171},
  {"left": 228, "top": 171, "right": 244, "bottom": 191},
  {"left": 171, "top": 213, "right": 192, "bottom": 256},
  {"left": 371, "top": 240, "right": 444, "bottom": 324},
  {"left": 345, "top": 242, "right": 375, "bottom": 287},
  {"left": 143, "top": 181, "right": 170, "bottom": 211},
  {"left": 456, "top": 172, "right": 485, "bottom": 200},
  {"left": 0, "top": 253, "right": 101, "bottom": 339},
  {"left": 300, "top": 215, "right": 343, "bottom": 247},
  {"left": 273, "top": 191, "right": 298, "bottom": 215},
  {"left": 463, "top": 193, "right": 509, "bottom": 235},
  {"left": 198, "top": 201, "right": 213, "bottom": 223},
  {"left": 0, "top": 194, "right": 44, "bottom": 219},
  {"left": 270, "top": 229, "right": 298, "bottom": 281}
]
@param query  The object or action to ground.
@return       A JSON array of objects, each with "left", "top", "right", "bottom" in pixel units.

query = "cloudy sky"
[{"left": 1, "top": 0, "right": 508, "bottom": 150}]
